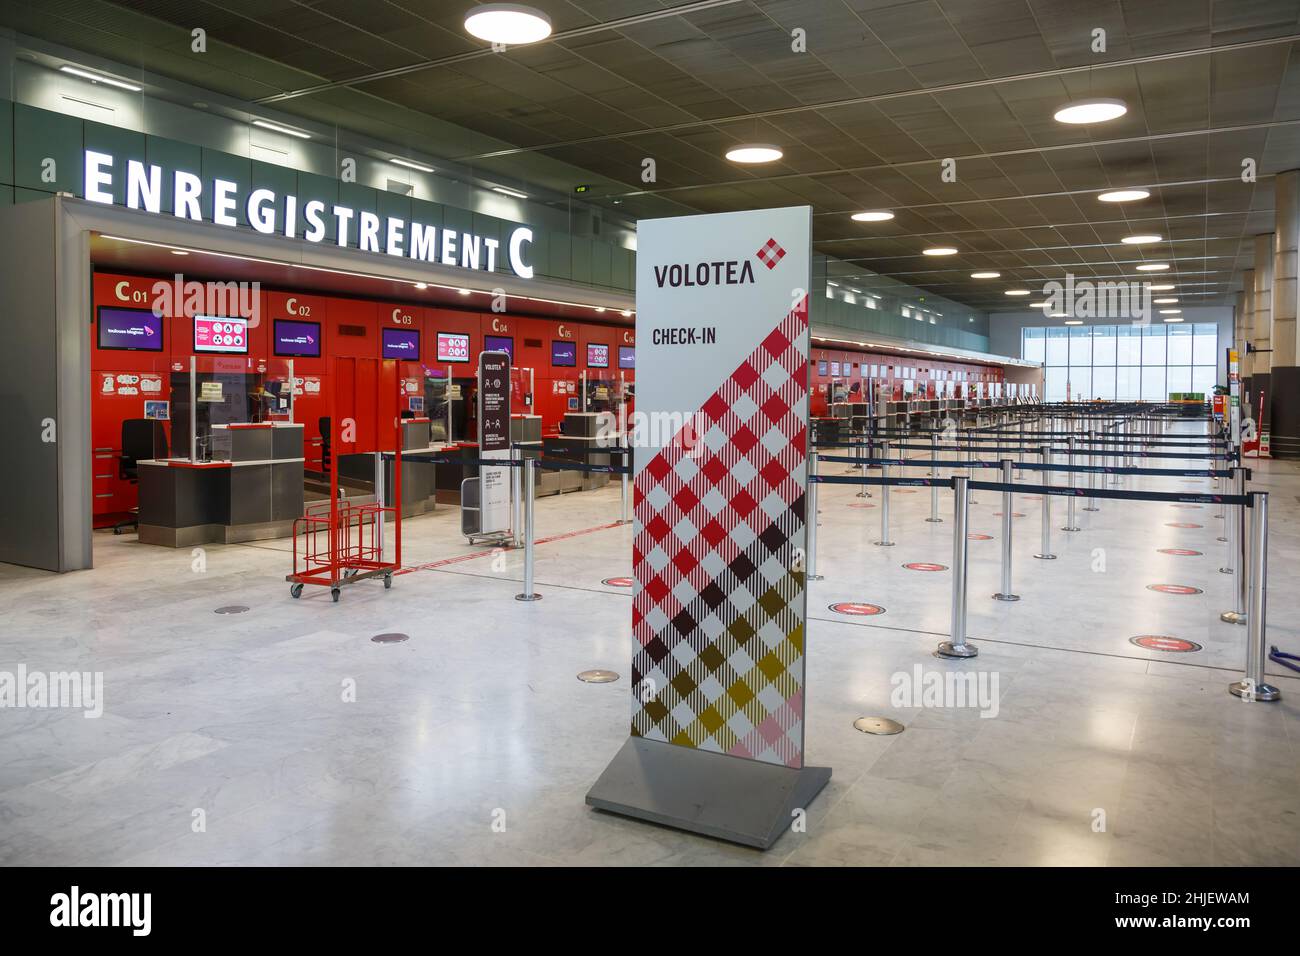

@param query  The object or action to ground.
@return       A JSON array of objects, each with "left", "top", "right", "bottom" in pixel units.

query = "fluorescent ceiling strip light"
[
  {"left": 391, "top": 158, "right": 434, "bottom": 173},
  {"left": 60, "top": 65, "right": 141, "bottom": 92},
  {"left": 492, "top": 186, "right": 528, "bottom": 199},
  {"left": 251, "top": 119, "right": 311, "bottom": 139}
]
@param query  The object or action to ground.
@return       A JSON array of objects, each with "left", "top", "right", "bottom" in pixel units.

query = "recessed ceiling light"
[
  {"left": 391, "top": 158, "right": 434, "bottom": 173},
  {"left": 252, "top": 119, "right": 311, "bottom": 139},
  {"left": 1159, "top": 309, "right": 1182, "bottom": 315},
  {"left": 851, "top": 210, "right": 894, "bottom": 222},
  {"left": 1098, "top": 189, "right": 1150, "bottom": 203},
  {"left": 1149, "top": 283, "right": 1176, "bottom": 291},
  {"left": 1136, "top": 263, "right": 1170, "bottom": 271},
  {"left": 621, "top": 309, "right": 633, "bottom": 317},
  {"left": 725, "top": 144, "right": 783, "bottom": 164},
  {"left": 1054, "top": 98, "right": 1127, "bottom": 124},
  {"left": 1154, "top": 297, "right": 1179, "bottom": 304},
  {"left": 457, "top": 288, "right": 471, "bottom": 295},
  {"left": 970, "top": 271, "right": 1000, "bottom": 279},
  {"left": 464, "top": 4, "right": 552, "bottom": 45},
  {"left": 923, "top": 246, "right": 958, "bottom": 256},
  {"left": 59, "top": 65, "right": 142, "bottom": 92},
  {"left": 170, "top": 249, "right": 189, "bottom": 256},
  {"left": 1005, "top": 289, "right": 1032, "bottom": 296},
  {"left": 594, "top": 306, "right": 606, "bottom": 312},
  {"left": 1028, "top": 301, "right": 1048, "bottom": 308},
  {"left": 1122, "top": 234, "right": 1162, "bottom": 244},
  {"left": 492, "top": 186, "right": 528, "bottom": 199},
  {"left": 414, "top": 282, "right": 428, "bottom": 289},
  {"left": 1063, "top": 319, "right": 1083, "bottom": 325},
  {"left": 1162, "top": 316, "right": 1184, "bottom": 323}
]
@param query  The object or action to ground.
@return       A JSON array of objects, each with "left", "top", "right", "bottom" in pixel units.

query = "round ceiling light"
[
  {"left": 725, "top": 144, "right": 783, "bottom": 164},
  {"left": 923, "top": 246, "right": 958, "bottom": 256},
  {"left": 1136, "top": 263, "right": 1170, "bottom": 271},
  {"left": 1098, "top": 189, "right": 1150, "bottom": 203},
  {"left": 1005, "top": 289, "right": 1032, "bottom": 296},
  {"left": 1122, "top": 234, "right": 1162, "bottom": 244},
  {"left": 970, "top": 271, "right": 1000, "bottom": 279},
  {"left": 464, "top": 4, "right": 553, "bottom": 44},
  {"left": 851, "top": 210, "right": 894, "bottom": 222},
  {"left": 1054, "top": 98, "right": 1127, "bottom": 124}
]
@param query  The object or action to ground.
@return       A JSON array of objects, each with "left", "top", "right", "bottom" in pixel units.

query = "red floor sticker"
[
  {"left": 1157, "top": 548, "right": 1202, "bottom": 556},
  {"left": 847, "top": 502, "right": 876, "bottom": 509},
  {"left": 1165, "top": 522, "right": 1203, "bottom": 529},
  {"left": 894, "top": 489, "right": 918, "bottom": 494},
  {"left": 1146, "top": 584, "right": 1204, "bottom": 595},
  {"left": 967, "top": 533, "right": 993, "bottom": 541},
  {"left": 992, "top": 512, "right": 1026, "bottom": 518},
  {"left": 602, "top": 577, "right": 633, "bottom": 587},
  {"left": 903, "top": 562, "right": 947, "bottom": 572},
  {"left": 1130, "top": 635, "right": 1202, "bottom": 653},
  {"left": 828, "top": 602, "right": 886, "bottom": 616}
]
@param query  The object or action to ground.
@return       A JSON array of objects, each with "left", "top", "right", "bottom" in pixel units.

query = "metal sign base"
[
  {"left": 993, "top": 592, "right": 1020, "bottom": 602},
  {"left": 1228, "top": 680, "right": 1282, "bottom": 702},
  {"left": 1033, "top": 552, "right": 1057, "bottom": 560},
  {"left": 874, "top": 540, "right": 895, "bottom": 547},
  {"left": 586, "top": 737, "right": 831, "bottom": 851},
  {"left": 515, "top": 593, "right": 543, "bottom": 602},
  {"left": 936, "top": 640, "right": 979, "bottom": 659}
]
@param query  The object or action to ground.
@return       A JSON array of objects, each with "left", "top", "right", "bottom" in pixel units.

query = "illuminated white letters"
[
  {"left": 247, "top": 188, "right": 277, "bottom": 234},
  {"left": 125, "top": 161, "right": 162, "bottom": 214},
  {"left": 509, "top": 227, "right": 534, "bottom": 279},
  {"left": 84, "top": 151, "right": 114, "bottom": 204}
]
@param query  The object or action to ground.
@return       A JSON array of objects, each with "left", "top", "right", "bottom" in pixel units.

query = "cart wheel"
[
  {"left": 384, "top": 573, "right": 393, "bottom": 590},
  {"left": 290, "top": 583, "right": 304, "bottom": 600},
  {"left": 331, "top": 587, "right": 341, "bottom": 603},
  {"left": 113, "top": 527, "right": 123, "bottom": 535}
]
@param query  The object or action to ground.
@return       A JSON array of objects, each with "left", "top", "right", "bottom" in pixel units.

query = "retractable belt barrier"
[
  {"left": 815, "top": 454, "right": 1234, "bottom": 478},
  {"left": 391, "top": 451, "right": 631, "bottom": 475},
  {"left": 815, "top": 443, "right": 1231, "bottom": 460}
]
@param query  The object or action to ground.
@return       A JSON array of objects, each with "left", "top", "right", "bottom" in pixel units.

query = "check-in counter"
[
  {"left": 136, "top": 422, "right": 305, "bottom": 547},
  {"left": 338, "top": 418, "right": 440, "bottom": 515}
]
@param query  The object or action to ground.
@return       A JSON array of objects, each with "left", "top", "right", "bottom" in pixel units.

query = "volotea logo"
[{"left": 756, "top": 237, "right": 787, "bottom": 270}]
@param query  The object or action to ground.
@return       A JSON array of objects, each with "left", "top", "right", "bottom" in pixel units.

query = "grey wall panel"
[{"left": 0, "top": 199, "right": 62, "bottom": 570}]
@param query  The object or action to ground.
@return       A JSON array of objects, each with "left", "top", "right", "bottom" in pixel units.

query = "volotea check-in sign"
[
  {"left": 477, "top": 351, "right": 512, "bottom": 536},
  {"left": 586, "top": 206, "right": 829, "bottom": 850}
]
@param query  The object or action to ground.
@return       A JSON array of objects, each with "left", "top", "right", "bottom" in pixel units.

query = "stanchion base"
[
  {"left": 1219, "top": 566, "right": 1233, "bottom": 575},
  {"left": 1061, "top": 526, "right": 1080, "bottom": 532},
  {"left": 855, "top": 492, "right": 872, "bottom": 499},
  {"left": 1083, "top": 506, "right": 1099, "bottom": 512},
  {"left": 1228, "top": 680, "right": 1282, "bottom": 702},
  {"left": 925, "top": 518, "right": 943, "bottom": 523},
  {"left": 515, "top": 593, "right": 543, "bottom": 602},
  {"left": 1217, "top": 536, "right": 1228, "bottom": 543},
  {"left": 1220, "top": 610, "right": 1246, "bottom": 625},
  {"left": 992, "top": 592, "right": 1020, "bottom": 602},
  {"left": 807, "top": 573, "right": 824, "bottom": 581},
  {"left": 1033, "top": 553, "right": 1057, "bottom": 560},
  {"left": 873, "top": 541, "right": 895, "bottom": 547},
  {"left": 936, "top": 640, "right": 979, "bottom": 659}
]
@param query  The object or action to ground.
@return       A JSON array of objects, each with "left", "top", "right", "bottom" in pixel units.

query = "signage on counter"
[
  {"left": 83, "top": 149, "right": 535, "bottom": 279},
  {"left": 477, "top": 350, "right": 512, "bottom": 535}
]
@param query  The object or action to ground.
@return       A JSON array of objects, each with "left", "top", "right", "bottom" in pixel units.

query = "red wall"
[{"left": 90, "top": 272, "right": 636, "bottom": 517}]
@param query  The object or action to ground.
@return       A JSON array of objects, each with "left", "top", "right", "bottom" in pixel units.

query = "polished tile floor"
[{"left": 2, "top": 426, "right": 1298, "bottom": 866}]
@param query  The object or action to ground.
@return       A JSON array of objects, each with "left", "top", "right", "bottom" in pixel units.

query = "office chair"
[{"left": 114, "top": 419, "right": 168, "bottom": 535}]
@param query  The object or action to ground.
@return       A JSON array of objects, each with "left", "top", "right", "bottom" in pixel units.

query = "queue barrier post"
[
  {"left": 1033, "top": 445, "right": 1056, "bottom": 559},
  {"left": 1063, "top": 435, "right": 1080, "bottom": 531},
  {"left": 807, "top": 451, "right": 823, "bottom": 580},
  {"left": 875, "top": 442, "right": 894, "bottom": 547},
  {"left": 993, "top": 459, "right": 1019, "bottom": 601},
  {"left": 619, "top": 447, "right": 631, "bottom": 525},
  {"left": 514, "top": 459, "right": 542, "bottom": 602},
  {"left": 511, "top": 446, "right": 523, "bottom": 548},
  {"left": 1220, "top": 465, "right": 1248, "bottom": 624},
  {"left": 926, "top": 432, "right": 942, "bottom": 523},
  {"left": 1229, "top": 492, "right": 1280, "bottom": 701},
  {"left": 938, "top": 474, "right": 977, "bottom": 658},
  {"left": 966, "top": 429, "right": 978, "bottom": 503},
  {"left": 856, "top": 434, "right": 871, "bottom": 497}
]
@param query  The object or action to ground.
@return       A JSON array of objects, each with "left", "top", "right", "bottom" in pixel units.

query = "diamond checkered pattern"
[
  {"left": 756, "top": 237, "right": 786, "bottom": 270},
  {"left": 630, "top": 298, "right": 809, "bottom": 768}
]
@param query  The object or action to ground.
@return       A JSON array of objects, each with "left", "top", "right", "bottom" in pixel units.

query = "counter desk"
[{"left": 137, "top": 422, "right": 304, "bottom": 547}]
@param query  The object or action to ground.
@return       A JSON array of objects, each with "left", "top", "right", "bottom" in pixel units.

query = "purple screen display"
[
  {"left": 484, "top": 334, "right": 513, "bottom": 358},
  {"left": 382, "top": 328, "right": 421, "bottom": 359},
  {"left": 551, "top": 340, "right": 576, "bottom": 367},
  {"left": 618, "top": 346, "right": 635, "bottom": 369},
  {"left": 98, "top": 308, "right": 163, "bottom": 351},
  {"left": 273, "top": 320, "right": 320, "bottom": 357}
]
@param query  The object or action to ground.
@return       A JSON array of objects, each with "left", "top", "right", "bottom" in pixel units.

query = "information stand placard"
[
  {"left": 477, "top": 350, "right": 511, "bottom": 535},
  {"left": 586, "top": 206, "right": 828, "bottom": 849}
]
